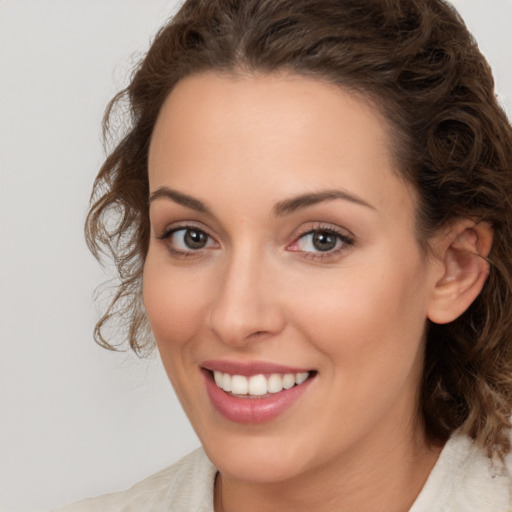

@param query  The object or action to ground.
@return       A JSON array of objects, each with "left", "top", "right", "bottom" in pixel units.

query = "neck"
[{"left": 214, "top": 423, "right": 442, "bottom": 512}]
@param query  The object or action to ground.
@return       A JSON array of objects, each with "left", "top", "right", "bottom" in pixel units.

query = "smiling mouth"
[
  {"left": 201, "top": 365, "right": 317, "bottom": 423},
  {"left": 209, "top": 370, "right": 315, "bottom": 398}
]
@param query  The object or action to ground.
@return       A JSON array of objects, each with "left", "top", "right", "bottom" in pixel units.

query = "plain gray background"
[{"left": 0, "top": 1, "right": 511, "bottom": 511}]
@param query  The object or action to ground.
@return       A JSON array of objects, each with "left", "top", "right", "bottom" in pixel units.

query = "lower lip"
[{"left": 202, "top": 369, "right": 314, "bottom": 424}]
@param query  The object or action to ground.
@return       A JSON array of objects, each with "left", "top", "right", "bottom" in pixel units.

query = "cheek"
[
  {"left": 294, "top": 264, "right": 429, "bottom": 439},
  {"left": 142, "top": 256, "right": 208, "bottom": 353},
  {"left": 289, "top": 255, "right": 429, "bottom": 378}
]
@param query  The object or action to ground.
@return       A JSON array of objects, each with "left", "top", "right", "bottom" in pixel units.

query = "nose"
[{"left": 206, "top": 248, "right": 286, "bottom": 346}]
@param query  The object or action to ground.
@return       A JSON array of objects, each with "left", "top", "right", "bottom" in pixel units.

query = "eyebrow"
[
  {"left": 273, "top": 189, "right": 375, "bottom": 216},
  {"left": 149, "top": 187, "right": 211, "bottom": 214},
  {"left": 148, "top": 186, "right": 375, "bottom": 216}
]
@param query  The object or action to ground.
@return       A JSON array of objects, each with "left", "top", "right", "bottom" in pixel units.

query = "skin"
[{"left": 143, "top": 71, "right": 483, "bottom": 511}]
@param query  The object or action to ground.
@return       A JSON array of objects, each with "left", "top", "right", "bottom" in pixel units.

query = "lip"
[
  {"left": 201, "top": 359, "right": 312, "bottom": 377},
  {"left": 200, "top": 362, "right": 316, "bottom": 424}
]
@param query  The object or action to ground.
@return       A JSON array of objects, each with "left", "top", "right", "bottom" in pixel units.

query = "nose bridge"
[{"left": 207, "top": 243, "right": 284, "bottom": 345}]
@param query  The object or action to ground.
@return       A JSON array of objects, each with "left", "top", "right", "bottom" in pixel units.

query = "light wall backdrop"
[{"left": 0, "top": 1, "right": 511, "bottom": 511}]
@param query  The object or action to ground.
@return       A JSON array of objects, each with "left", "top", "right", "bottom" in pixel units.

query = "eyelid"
[
  {"left": 156, "top": 220, "right": 214, "bottom": 240},
  {"left": 156, "top": 221, "right": 220, "bottom": 258},
  {"left": 289, "top": 222, "right": 354, "bottom": 243},
  {"left": 286, "top": 222, "right": 355, "bottom": 258},
  {"left": 154, "top": 220, "right": 354, "bottom": 260}
]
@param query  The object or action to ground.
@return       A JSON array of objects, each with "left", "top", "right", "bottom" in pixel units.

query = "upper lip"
[{"left": 201, "top": 359, "right": 313, "bottom": 376}]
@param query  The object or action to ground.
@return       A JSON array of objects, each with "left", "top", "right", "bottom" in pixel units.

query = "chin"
[
  {"left": 212, "top": 451, "right": 305, "bottom": 484},
  {"left": 200, "top": 429, "right": 318, "bottom": 484}
]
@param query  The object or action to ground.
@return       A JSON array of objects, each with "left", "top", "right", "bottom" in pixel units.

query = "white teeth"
[
  {"left": 296, "top": 372, "right": 309, "bottom": 385},
  {"left": 230, "top": 375, "right": 248, "bottom": 395},
  {"left": 282, "top": 373, "right": 295, "bottom": 389},
  {"left": 248, "top": 374, "right": 267, "bottom": 395},
  {"left": 212, "top": 370, "right": 311, "bottom": 396},
  {"left": 267, "top": 374, "right": 283, "bottom": 393},
  {"left": 222, "top": 373, "right": 231, "bottom": 392},
  {"left": 214, "top": 371, "right": 223, "bottom": 387}
]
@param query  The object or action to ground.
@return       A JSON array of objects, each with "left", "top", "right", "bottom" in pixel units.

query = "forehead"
[
  {"left": 150, "top": 71, "right": 391, "bottom": 160},
  {"left": 148, "top": 71, "right": 415, "bottom": 220}
]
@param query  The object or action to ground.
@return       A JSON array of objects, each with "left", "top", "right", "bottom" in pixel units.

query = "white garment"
[
  {"left": 54, "top": 449, "right": 216, "bottom": 512},
  {"left": 55, "top": 433, "right": 512, "bottom": 511}
]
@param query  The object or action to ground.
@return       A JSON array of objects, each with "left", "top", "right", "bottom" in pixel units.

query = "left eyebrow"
[{"left": 273, "top": 189, "right": 376, "bottom": 216}]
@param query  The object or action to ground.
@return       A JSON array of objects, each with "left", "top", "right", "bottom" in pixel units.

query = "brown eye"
[
  {"left": 163, "top": 227, "right": 216, "bottom": 253},
  {"left": 290, "top": 227, "right": 354, "bottom": 256},
  {"left": 183, "top": 229, "right": 208, "bottom": 249},
  {"left": 312, "top": 231, "right": 338, "bottom": 252}
]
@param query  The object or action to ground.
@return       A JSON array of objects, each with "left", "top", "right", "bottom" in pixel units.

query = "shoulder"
[
  {"left": 54, "top": 448, "right": 217, "bottom": 512},
  {"left": 411, "top": 431, "right": 512, "bottom": 512}
]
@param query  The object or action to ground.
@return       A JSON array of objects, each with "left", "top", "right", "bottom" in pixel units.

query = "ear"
[{"left": 427, "top": 220, "right": 493, "bottom": 324}]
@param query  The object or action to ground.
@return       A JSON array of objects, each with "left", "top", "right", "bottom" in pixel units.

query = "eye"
[
  {"left": 288, "top": 227, "right": 354, "bottom": 257},
  {"left": 300, "top": 230, "right": 340, "bottom": 252},
  {"left": 159, "top": 226, "right": 217, "bottom": 254}
]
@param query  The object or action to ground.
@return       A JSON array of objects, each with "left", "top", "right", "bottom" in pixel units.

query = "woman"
[{"left": 60, "top": 0, "right": 512, "bottom": 510}]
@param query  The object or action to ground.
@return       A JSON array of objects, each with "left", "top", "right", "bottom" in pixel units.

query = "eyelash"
[
  {"left": 156, "top": 223, "right": 354, "bottom": 261},
  {"left": 157, "top": 223, "right": 217, "bottom": 258},
  {"left": 288, "top": 224, "right": 355, "bottom": 261}
]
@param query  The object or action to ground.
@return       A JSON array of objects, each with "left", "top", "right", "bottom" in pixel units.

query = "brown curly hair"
[{"left": 86, "top": 0, "right": 512, "bottom": 458}]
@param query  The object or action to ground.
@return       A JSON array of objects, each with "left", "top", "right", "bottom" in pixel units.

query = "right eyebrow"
[{"left": 148, "top": 186, "right": 211, "bottom": 214}]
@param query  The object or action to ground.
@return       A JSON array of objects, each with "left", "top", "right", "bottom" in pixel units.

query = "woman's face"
[{"left": 144, "top": 72, "right": 441, "bottom": 483}]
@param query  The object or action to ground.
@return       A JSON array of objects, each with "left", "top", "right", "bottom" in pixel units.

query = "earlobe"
[{"left": 427, "top": 221, "right": 493, "bottom": 325}]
